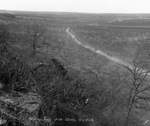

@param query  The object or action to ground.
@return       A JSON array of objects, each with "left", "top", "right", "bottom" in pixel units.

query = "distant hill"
[
  {"left": 1, "top": 10, "right": 150, "bottom": 27},
  {"left": 0, "top": 11, "right": 16, "bottom": 21},
  {"left": 108, "top": 18, "right": 150, "bottom": 27}
]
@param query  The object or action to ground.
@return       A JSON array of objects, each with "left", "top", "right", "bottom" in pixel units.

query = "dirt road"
[{"left": 66, "top": 28, "right": 132, "bottom": 68}]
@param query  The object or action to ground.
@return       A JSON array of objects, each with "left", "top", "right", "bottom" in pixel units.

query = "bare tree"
[
  {"left": 26, "top": 21, "right": 47, "bottom": 56},
  {"left": 0, "top": 23, "right": 10, "bottom": 45},
  {"left": 0, "top": 23, "right": 10, "bottom": 55},
  {"left": 122, "top": 58, "right": 150, "bottom": 126}
]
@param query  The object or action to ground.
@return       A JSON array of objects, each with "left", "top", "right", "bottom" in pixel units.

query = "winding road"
[
  {"left": 66, "top": 28, "right": 133, "bottom": 68},
  {"left": 66, "top": 27, "right": 150, "bottom": 76}
]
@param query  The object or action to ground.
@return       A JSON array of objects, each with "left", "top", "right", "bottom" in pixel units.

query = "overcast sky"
[{"left": 1, "top": 0, "right": 150, "bottom": 13}]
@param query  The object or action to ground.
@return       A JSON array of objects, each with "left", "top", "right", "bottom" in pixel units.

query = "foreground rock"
[{"left": 0, "top": 91, "right": 41, "bottom": 125}]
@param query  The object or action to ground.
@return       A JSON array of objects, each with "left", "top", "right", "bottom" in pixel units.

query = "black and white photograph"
[{"left": 1, "top": 0, "right": 150, "bottom": 126}]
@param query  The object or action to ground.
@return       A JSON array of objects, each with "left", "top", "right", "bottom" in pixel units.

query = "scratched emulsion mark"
[{"left": 143, "top": 120, "right": 149, "bottom": 125}]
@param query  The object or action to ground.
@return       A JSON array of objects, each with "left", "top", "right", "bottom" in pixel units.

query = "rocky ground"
[{"left": 0, "top": 91, "right": 42, "bottom": 125}]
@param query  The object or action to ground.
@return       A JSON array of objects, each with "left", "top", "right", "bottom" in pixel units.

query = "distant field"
[
  {"left": 109, "top": 18, "right": 150, "bottom": 27},
  {"left": 1, "top": 11, "right": 149, "bottom": 66},
  {"left": 5, "top": 11, "right": 149, "bottom": 69}
]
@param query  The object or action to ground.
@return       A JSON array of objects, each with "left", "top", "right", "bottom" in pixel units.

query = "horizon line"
[{"left": 1, "top": 9, "right": 150, "bottom": 15}]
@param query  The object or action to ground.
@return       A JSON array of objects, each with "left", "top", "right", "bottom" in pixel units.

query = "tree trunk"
[{"left": 124, "top": 103, "right": 133, "bottom": 126}]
